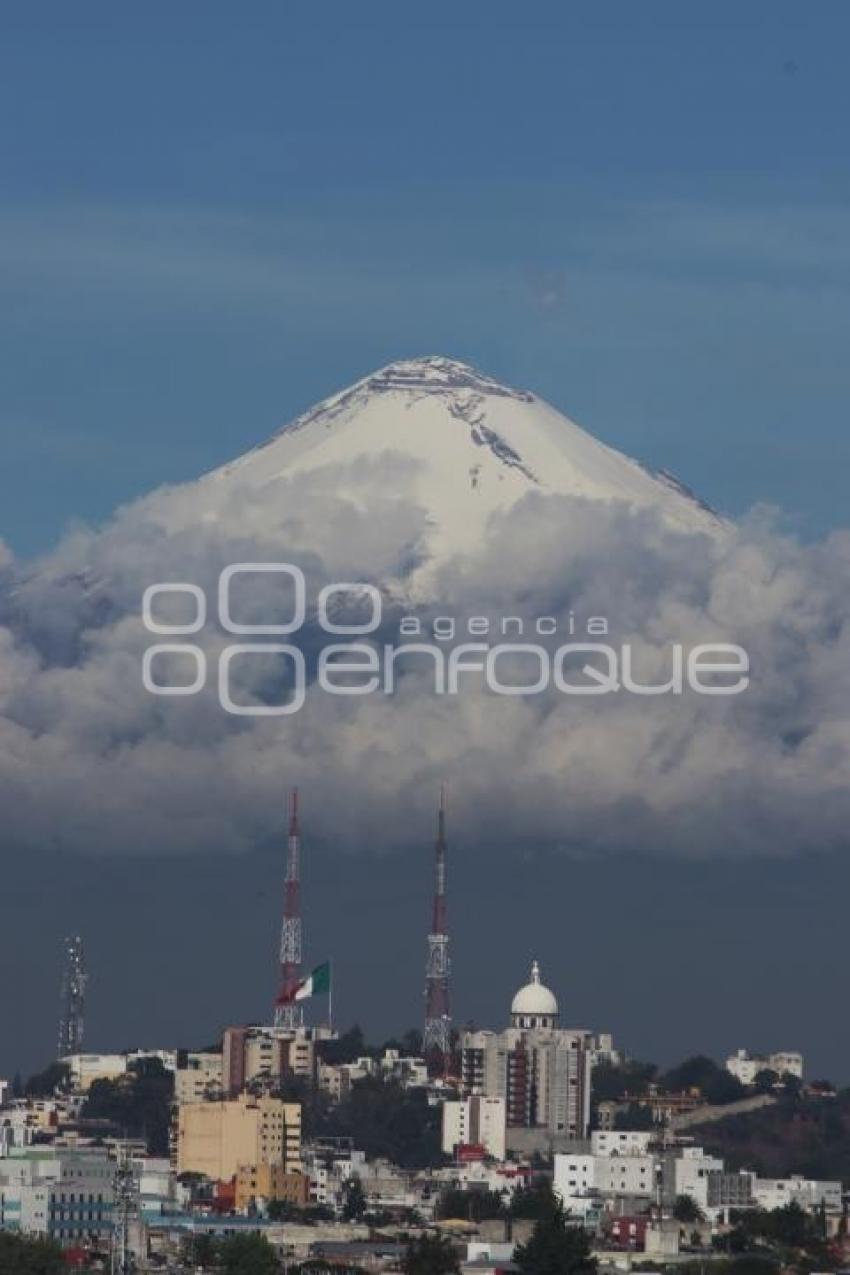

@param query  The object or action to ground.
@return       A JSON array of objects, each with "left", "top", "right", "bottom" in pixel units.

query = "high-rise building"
[
  {"left": 176, "top": 1093, "right": 301, "bottom": 1181},
  {"left": 442, "top": 1095, "right": 506, "bottom": 1160},
  {"left": 460, "top": 961, "right": 594, "bottom": 1152}
]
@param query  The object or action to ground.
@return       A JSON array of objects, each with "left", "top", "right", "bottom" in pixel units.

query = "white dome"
[{"left": 510, "top": 960, "right": 559, "bottom": 1019}]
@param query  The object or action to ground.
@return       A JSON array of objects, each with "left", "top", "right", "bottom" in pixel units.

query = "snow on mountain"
[{"left": 195, "top": 355, "right": 722, "bottom": 566}]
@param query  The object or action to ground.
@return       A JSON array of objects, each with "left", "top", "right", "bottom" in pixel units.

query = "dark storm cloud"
[{"left": 0, "top": 465, "right": 848, "bottom": 860}]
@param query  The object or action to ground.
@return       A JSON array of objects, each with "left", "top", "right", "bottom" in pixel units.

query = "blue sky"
[{"left": 2, "top": 1, "right": 849, "bottom": 554}]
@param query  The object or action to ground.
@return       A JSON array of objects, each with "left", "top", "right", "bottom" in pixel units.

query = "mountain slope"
[{"left": 197, "top": 356, "right": 722, "bottom": 563}]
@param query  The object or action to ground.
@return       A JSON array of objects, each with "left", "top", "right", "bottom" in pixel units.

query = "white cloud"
[{"left": 0, "top": 462, "right": 848, "bottom": 860}]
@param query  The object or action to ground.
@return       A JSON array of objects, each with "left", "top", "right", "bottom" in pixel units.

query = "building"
[
  {"left": 591, "top": 1131, "right": 654, "bottom": 1157},
  {"left": 460, "top": 962, "right": 594, "bottom": 1151},
  {"left": 753, "top": 1175, "right": 841, "bottom": 1213},
  {"left": 234, "top": 1163, "right": 310, "bottom": 1212},
  {"left": 609, "top": 1216, "right": 650, "bottom": 1249},
  {"left": 674, "top": 1147, "right": 725, "bottom": 1210},
  {"left": 302, "top": 1140, "right": 367, "bottom": 1210},
  {"left": 320, "top": 1048, "right": 429, "bottom": 1103},
  {"left": 177, "top": 1093, "right": 301, "bottom": 1181},
  {"left": 222, "top": 1025, "right": 334, "bottom": 1096},
  {"left": 554, "top": 1148, "right": 655, "bottom": 1217},
  {"left": 553, "top": 1133, "right": 841, "bottom": 1226},
  {"left": 61, "top": 1053, "right": 127, "bottom": 1091},
  {"left": 725, "top": 1049, "right": 804, "bottom": 1086},
  {"left": 174, "top": 1051, "right": 224, "bottom": 1104},
  {"left": 0, "top": 1147, "right": 113, "bottom": 1247},
  {"left": 442, "top": 1096, "right": 507, "bottom": 1161},
  {"left": 0, "top": 1081, "right": 8, "bottom": 1108}
]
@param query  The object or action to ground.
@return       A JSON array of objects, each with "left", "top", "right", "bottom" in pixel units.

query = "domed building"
[
  {"left": 511, "top": 960, "right": 559, "bottom": 1030},
  {"left": 459, "top": 960, "right": 598, "bottom": 1153}
]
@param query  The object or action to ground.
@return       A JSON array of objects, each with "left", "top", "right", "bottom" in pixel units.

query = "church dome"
[{"left": 510, "top": 960, "right": 559, "bottom": 1027}]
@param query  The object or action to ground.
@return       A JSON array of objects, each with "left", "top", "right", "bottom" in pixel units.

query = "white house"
[{"left": 725, "top": 1049, "right": 803, "bottom": 1086}]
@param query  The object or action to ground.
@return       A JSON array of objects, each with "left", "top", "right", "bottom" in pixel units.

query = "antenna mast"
[
  {"left": 423, "top": 788, "right": 452, "bottom": 1071},
  {"left": 274, "top": 788, "right": 303, "bottom": 1030},
  {"left": 57, "top": 935, "right": 87, "bottom": 1060}
]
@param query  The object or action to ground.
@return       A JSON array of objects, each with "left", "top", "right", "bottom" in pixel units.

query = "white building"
[
  {"left": 320, "top": 1049, "right": 430, "bottom": 1102},
  {"left": 61, "top": 1053, "right": 127, "bottom": 1091},
  {"left": 174, "top": 1051, "right": 224, "bottom": 1104},
  {"left": 753, "top": 1175, "right": 841, "bottom": 1213},
  {"left": 726, "top": 1049, "right": 804, "bottom": 1086},
  {"left": 442, "top": 1096, "right": 506, "bottom": 1161},
  {"left": 591, "top": 1131, "right": 654, "bottom": 1157},
  {"left": 461, "top": 962, "right": 594, "bottom": 1149},
  {"left": 674, "top": 1147, "right": 725, "bottom": 1211},
  {"left": 302, "top": 1141, "right": 367, "bottom": 1209},
  {"left": 0, "top": 1147, "right": 114, "bottom": 1246},
  {"left": 0, "top": 1080, "right": 8, "bottom": 1108},
  {"left": 378, "top": 1049, "right": 429, "bottom": 1089},
  {"left": 554, "top": 1149, "right": 655, "bottom": 1218},
  {"left": 556, "top": 1133, "right": 841, "bottom": 1225},
  {"left": 590, "top": 1034, "right": 622, "bottom": 1068}
]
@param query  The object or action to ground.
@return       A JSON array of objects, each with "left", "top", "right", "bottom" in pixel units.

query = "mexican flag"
[{"left": 281, "top": 961, "right": 331, "bottom": 1003}]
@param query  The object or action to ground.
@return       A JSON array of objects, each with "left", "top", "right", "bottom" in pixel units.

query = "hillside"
[{"left": 699, "top": 1092, "right": 850, "bottom": 1184}]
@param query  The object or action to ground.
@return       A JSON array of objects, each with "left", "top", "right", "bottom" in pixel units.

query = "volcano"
[{"left": 194, "top": 356, "right": 722, "bottom": 564}]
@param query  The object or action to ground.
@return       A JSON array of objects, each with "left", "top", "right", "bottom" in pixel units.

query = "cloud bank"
[{"left": 0, "top": 462, "right": 848, "bottom": 860}]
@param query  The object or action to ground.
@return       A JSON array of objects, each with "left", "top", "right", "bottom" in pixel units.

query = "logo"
[{"left": 142, "top": 564, "right": 750, "bottom": 715}]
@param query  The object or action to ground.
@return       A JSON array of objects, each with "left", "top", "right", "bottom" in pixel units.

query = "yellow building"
[
  {"left": 177, "top": 1093, "right": 301, "bottom": 1181},
  {"left": 234, "top": 1163, "right": 310, "bottom": 1212}
]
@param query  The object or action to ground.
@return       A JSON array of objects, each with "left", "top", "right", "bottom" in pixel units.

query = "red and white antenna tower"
[
  {"left": 274, "top": 788, "right": 303, "bottom": 1030},
  {"left": 423, "top": 787, "right": 451, "bottom": 1069}
]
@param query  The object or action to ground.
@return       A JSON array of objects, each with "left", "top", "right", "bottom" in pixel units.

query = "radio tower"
[
  {"left": 423, "top": 788, "right": 451, "bottom": 1072},
  {"left": 274, "top": 788, "right": 303, "bottom": 1030},
  {"left": 57, "top": 935, "right": 87, "bottom": 1060}
]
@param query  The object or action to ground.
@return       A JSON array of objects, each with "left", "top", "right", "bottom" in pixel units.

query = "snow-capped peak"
[
  {"left": 194, "top": 355, "right": 723, "bottom": 578},
  {"left": 342, "top": 355, "right": 534, "bottom": 401}
]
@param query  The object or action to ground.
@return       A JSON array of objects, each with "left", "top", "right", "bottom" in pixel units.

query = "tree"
[
  {"left": 181, "top": 1233, "right": 218, "bottom": 1269},
  {"left": 342, "top": 1173, "right": 367, "bottom": 1221},
  {"left": 515, "top": 1210, "right": 597, "bottom": 1275},
  {"left": 780, "top": 1072, "right": 802, "bottom": 1100},
  {"left": 437, "top": 1187, "right": 506, "bottom": 1222},
  {"left": 82, "top": 1057, "right": 174, "bottom": 1155},
  {"left": 267, "top": 1197, "right": 304, "bottom": 1222},
  {"left": 753, "top": 1069, "right": 779, "bottom": 1095},
  {"left": 661, "top": 1056, "right": 746, "bottom": 1105},
  {"left": 0, "top": 1232, "right": 64, "bottom": 1274},
  {"left": 319, "top": 1024, "right": 367, "bottom": 1065},
  {"left": 592, "top": 1059, "right": 657, "bottom": 1104},
  {"left": 402, "top": 1234, "right": 460, "bottom": 1275},
  {"left": 730, "top": 1202, "right": 828, "bottom": 1264},
  {"left": 218, "top": 1232, "right": 279, "bottom": 1275},
  {"left": 673, "top": 1194, "right": 703, "bottom": 1223},
  {"left": 511, "top": 1178, "right": 562, "bottom": 1221},
  {"left": 612, "top": 1103, "right": 655, "bottom": 1131},
  {"left": 315, "top": 1075, "right": 442, "bottom": 1168},
  {"left": 23, "top": 1062, "right": 70, "bottom": 1098}
]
